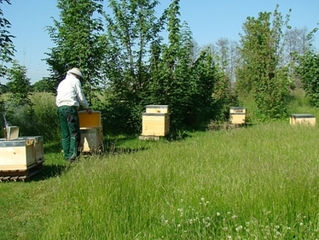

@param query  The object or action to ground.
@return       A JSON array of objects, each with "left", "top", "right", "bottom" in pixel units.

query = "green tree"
[
  {"left": 295, "top": 51, "right": 319, "bottom": 107},
  {"left": 32, "top": 77, "right": 55, "bottom": 93},
  {"left": 0, "top": 0, "right": 14, "bottom": 78},
  {"left": 150, "top": 0, "right": 193, "bottom": 131},
  {"left": 6, "top": 61, "right": 31, "bottom": 105},
  {"left": 190, "top": 48, "right": 219, "bottom": 125},
  {"left": 46, "top": 0, "right": 105, "bottom": 93},
  {"left": 102, "top": 0, "right": 165, "bottom": 133},
  {"left": 236, "top": 6, "right": 290, "bottom": 118}
]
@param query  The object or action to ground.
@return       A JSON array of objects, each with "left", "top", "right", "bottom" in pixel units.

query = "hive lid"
[
  {"left": 291, "top": 114, "right": 315, "bottom": 118},
  {"left": 146, "top": 105, "right": 168, "bottom": 108},
  {"left": 142, "top": 113, "right": 168, "bottom": 116},
  {"left": 0, "top": 136, "right": 43, "bottom": 147}
]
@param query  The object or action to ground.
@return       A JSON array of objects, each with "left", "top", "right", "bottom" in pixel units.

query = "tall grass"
[
  {"left": 28, "top": 122, "right": 319, "bottom": 239},
  {"left": 2, "top": 89, "right": 319, "bottom": 239}
]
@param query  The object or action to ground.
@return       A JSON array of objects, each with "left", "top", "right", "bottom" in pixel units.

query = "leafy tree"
[
  {"left": 0, "top": 0, "right": 14, "bottom": 78},
  {"left": 236, "top": 6, "right": 290, "bottom": 119},
  {"left": 190, "top": 48, "right": 219, "bottom": 125},
  {"left": 32, "top": 77, "right": 55, "bottom": 92},
  {"left": 6, "top": 61, "right": 31, "bottom": 105},
  {"left": 46, "top": 0, "right": 105, "bottom": 93},
  {"left": 102, "top": 0, "right": 165, "bottom": 133},
  {"left": 295, "top": 51, "right": 319, "bottom": 107},
  {"left": 149, "top": 0, "right": 194, "bottom": 131},
  {"left": 150, "top": 0, "right": 219, "bottom": 131}
]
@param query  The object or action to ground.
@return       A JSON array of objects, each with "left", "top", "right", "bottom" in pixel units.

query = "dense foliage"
[
  {"left": 236, "top": 7, "right": 290, "bottom": 119},
  {"left": 295, "top": 51, "right": 319, "bottom": 107},
  {"left": 46, "top": 0, "right": 105, "bottom": 94},
  {"left": 99, "top": 0, "right": 225, "bottom": 134},
  {"left": 0, "top": 0, "right": 14, "bottom": 78}
]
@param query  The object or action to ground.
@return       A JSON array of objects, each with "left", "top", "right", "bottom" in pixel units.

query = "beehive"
[
  {"left": 0, "top": 136, "right": 44, "bottom": 172},
  {"left": 78, "top": 111, "right": 103, "bottom": 152},
  {"left": 145, "top": 105, "right": 169, "bottom": 114},
  {"left": 80, "top": 127, "right": 103, "bottom": 153},
  {"left": 230, "top": 107, "right": 246, "bottom": 125},
  {"left": 290, "top": 114, "right": 316, "bottom": 126},
  {"left": 78, "top": 111, "right": 102, "bottom": 128},
  {"left": 141, "top": 113, "right": 170, "bottom": 137}
]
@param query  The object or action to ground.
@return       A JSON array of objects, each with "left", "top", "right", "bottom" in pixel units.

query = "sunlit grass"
[
  {"left": 14, "top": 122, "right": 319, "bottom": 239},
  {"left": 1, "top": 107, "right": 319, "bottom": 239}
]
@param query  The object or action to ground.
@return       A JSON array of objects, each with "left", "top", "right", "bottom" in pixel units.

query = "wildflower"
[
  {"left": 216, "top": 212, "right": 221, "bottom": 216},
  {"left": 236, "top": 225, "right": 243, "bottom": 232}
]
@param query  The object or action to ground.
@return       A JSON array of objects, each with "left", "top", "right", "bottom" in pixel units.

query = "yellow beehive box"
[
  {"left": 290, "top": 114, "right": 316, "bottom": 126},
  {"left": 145, "top": 105, "right": 169, "bottom": 114},
  {"left": 78, "top": 111, "right": 102, "bottom": 128},
  {"left": 230, "top": 107, "right": 246, "bottom": 125},
  {"left": 141, "top": 113, "right": 170, "bottom": 137},
  {"left": 0, "top": 136, "right": 44, "bottom": 171},
  {"left": 80, "top": 127, "right": 103, "bottom": 153}
]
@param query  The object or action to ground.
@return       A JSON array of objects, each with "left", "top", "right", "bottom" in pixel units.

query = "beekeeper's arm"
[{"left": 74, "top": 79, "right": 91, "bottom": 111}]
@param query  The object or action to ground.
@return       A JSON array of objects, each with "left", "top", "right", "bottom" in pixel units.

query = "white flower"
[{"left": 236, "top": 225, "right": 243, "bottom": 232}]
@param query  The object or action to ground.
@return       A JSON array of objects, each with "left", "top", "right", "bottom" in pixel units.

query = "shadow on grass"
[
  {"left": 44, "top": 141, "right": 61, "bottom": 154},
  {"left": 103, "top": 135, "right": 149, "bottom": 154},
  {"left": 29, "top": 164, "right": 66, "bottom": 182}
]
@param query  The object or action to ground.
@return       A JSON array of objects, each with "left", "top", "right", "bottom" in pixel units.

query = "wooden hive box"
[
  {"left": 79, "top": 111, "right": 103, "bottom": 153},
  {"left": 290, "top": 114, "right": 316, "bottom": 126},
  {"left": 5, "top": 126, "right": 19, "bottom": 140},
  {"left": 141, "top": 113, "right": 170, "bottom": 137},
  {"left": 230, "top": 107, "right": 246, "bottom": 125},
  {"left": 145, "top": 105, "right": 169, "bottom": 114},
  {"left": 0, "top": 136, "right": 44, "bottom": 172},
  {"left": 78, "top": 111, "right": 102, "bottom": 128},
  {"left": 80, "top": 127, "right": 103, "bottom": 153}
]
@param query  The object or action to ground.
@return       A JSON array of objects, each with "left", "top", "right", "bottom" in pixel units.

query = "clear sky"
[{"left": 2, "top": 0, "right": 319, "bottom": 83}]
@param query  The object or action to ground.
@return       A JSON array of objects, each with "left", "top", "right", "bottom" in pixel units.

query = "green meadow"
[{"left": 1, "top": 91, "right": 319, "bottom": 239}]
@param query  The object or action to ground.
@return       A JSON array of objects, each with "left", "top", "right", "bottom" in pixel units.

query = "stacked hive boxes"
[
  {"left": 78, "top": 111, "right": 103, "bottom": 152},
  {"left": 290, "top": 114, "right": 316, "bottom": 126},
  {"left": 230, "top": 107, "right": 246, "bottom": 125},
  {"left": 141, "top": 105, "right": 170, "bottom": 138}
]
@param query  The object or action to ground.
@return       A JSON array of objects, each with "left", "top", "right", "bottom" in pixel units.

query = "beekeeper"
[{"left": 56, "top": 67, "right": 91, "bottom": 162}]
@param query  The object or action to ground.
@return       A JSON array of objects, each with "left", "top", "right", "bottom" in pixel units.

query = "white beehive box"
[
  {"left": 230, "top": 107, "right": 246, "bottom": 125},
  {"left": 0, "top": 136, "right": 44, "bottom": 171},
  {"left": 80, "top": 127, "right": 103, "bottom": 153},
  {"left": 290, "top": 114, "right": 316, "bottom": 126}
]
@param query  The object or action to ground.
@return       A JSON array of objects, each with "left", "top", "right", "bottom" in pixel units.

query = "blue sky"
[{"left": 2, "top": 0, "right": 319, "bottom": 83}]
